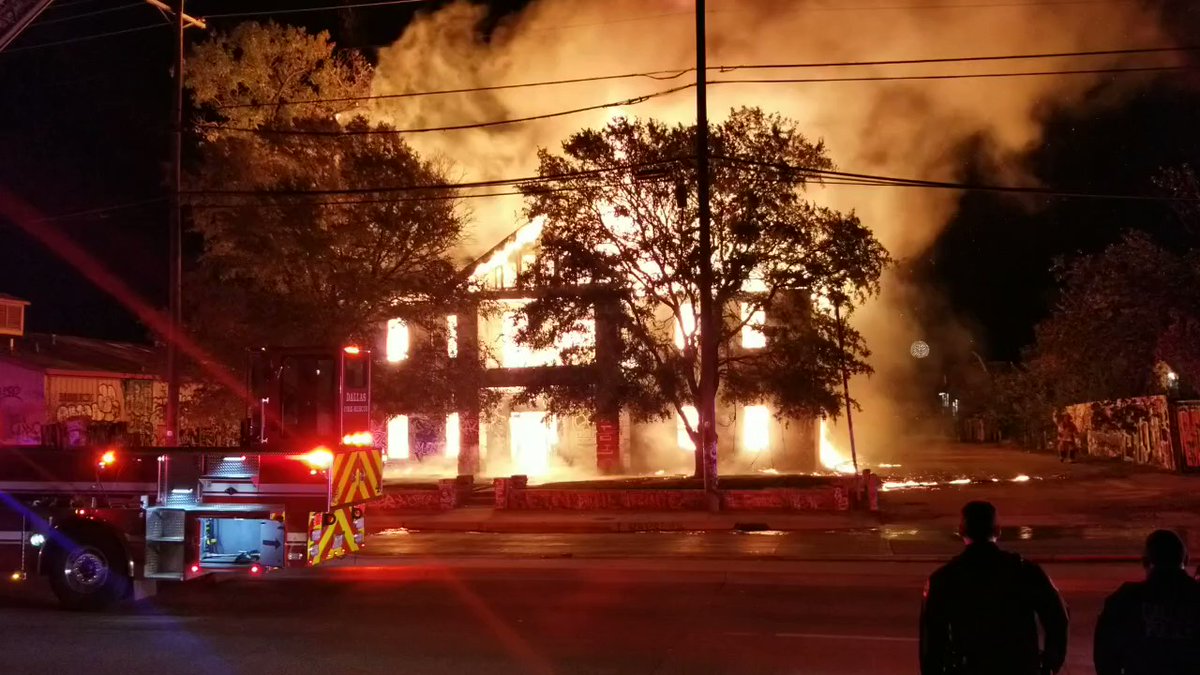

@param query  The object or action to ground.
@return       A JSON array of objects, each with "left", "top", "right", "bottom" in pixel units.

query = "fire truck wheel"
[{"left": 47, "top": 535, "right": 131, "bottom": 611}]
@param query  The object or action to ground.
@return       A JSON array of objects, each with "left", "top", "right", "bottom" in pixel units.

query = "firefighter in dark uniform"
[
  {"left": 920, "top": 501, "right": 1069, "bottom": 675},
  {"left": 1094, "top": 529, "right": 1200, "bottom": 675}
]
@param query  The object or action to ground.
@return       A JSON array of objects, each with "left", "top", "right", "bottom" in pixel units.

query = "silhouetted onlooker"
[
  {"left": 1094, "top": 530, "right": 1200, "bottom": 675},
  {"left": 920, "top": 501, "right": 1069, "bottom": 674},
  {"left": 1057, "top": 412, "right": 1078, "bottom": 463}
]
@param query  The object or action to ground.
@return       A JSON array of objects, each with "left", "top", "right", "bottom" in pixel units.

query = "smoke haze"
[{"left": 368, "top": 0, "right": 1177, "bottom": 462}]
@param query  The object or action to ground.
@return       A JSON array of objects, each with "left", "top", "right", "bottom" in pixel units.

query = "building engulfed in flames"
[{"left": 377, "top": 221, "right": 840, "bottom": 482}]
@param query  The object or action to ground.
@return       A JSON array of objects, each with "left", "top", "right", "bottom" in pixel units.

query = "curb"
[
  {"left": 366, "top": 516, "right": 883, "bottom": 534},
  {"left": 354, "top": 551, "right": 1143, "bottom": 565}
]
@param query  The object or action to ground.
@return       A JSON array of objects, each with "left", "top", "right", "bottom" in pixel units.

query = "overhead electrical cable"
[
  {"left": 4, "top": 23, "right": 161, "bottom": 53},
  {"left": 210, "top": 45, "right": 1194, "bottom": 109},
  {"left": 203, "top": 0, "right": 434, "bottom": 20},
  {"left": 199, "top": 84, "right": 695, "bottom": 136}
]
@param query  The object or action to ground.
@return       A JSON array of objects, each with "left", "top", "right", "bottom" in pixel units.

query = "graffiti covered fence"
[{"left": 1061, "top": 396, "right": 1177, "bottom": 470}]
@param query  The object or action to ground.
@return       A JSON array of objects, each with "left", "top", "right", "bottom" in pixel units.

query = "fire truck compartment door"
[
  {"left": 307, "top": 505, "right": 365, "bottom": 566},
  {"left": 259, "top": 520, "right": 286, "bottom": 568}
]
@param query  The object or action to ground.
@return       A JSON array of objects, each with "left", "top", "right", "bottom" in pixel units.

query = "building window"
[
  {"left": 386, "top": 318, "right": 409, "bottom": 363},
  {"left": 445, "top": 413, "right": 460, "bottom": 459},
  {"left": 509, "top": 411, "right": 557, "bottom": 477},
  {"left": 386, "top": 415, "right": 409, "bottom": 460},
  {"left": 674, "top": 303, "right": 696, "bottom": 350},
  {"left": 447, "top": 315, "right": 458, "bottom": 358},
  {"left": 0, "top": 303, "right": 23, "bottom": 336},
  {"left": 677, "top": 405, "right": 698, "bottom": 451},
  {"left": 741, "top": 303, "right": 766, "bottom": 349},
  {"left": 742, "top": 405, "right": 770, "bottom": 453}
]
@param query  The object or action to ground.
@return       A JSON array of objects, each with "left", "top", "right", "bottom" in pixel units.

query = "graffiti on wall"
[
  {"left": 0, "top": 363, "right": 45, "bottom": 444},
  {"left": 55, "top": 383, "right": 122, "bottom": 422},
  {"left": 124, "top": 379, "right": 165, "bottom": 444},
  {"left": 1061, "top": 395, "right": 1176, "bottom": 470},
  {"left": 1173, "top": 401, "right": 1200, "bottom": 471}
]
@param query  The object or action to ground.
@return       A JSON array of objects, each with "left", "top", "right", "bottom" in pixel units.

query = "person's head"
[
  {"left": 1143, "top": 529, "right": 1188, "bottom": 572},
  {"left": 960, "top": 501, "right": 999, "bottom": 544}
]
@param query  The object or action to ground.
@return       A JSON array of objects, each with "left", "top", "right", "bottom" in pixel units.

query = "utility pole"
[
  {"left": 148, "top": 0, "right": 203, "bottom": 450},
  {"left": 164, "top": 0, "right": 185, "bottom": 448},
  {"left": 694, "top": 0, "right": 719, "bottom": 510},
  {"left": 833, "top": 300, "right": 859, "bottom": 474}
]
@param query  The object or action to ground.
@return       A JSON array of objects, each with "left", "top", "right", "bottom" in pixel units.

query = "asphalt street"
[{"left": 0, "top": 558, "right": 1143, "bottom": 675}]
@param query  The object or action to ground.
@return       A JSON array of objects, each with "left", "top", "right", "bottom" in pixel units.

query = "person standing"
[
  {"left": 920, "top": 501, "right": 1069, "bottom": 674},
  {"left": 1094, "top": 530, "right": 1200, "bottom": 674},
  {"left": 1057, "top": 412, "right": 1079, "bottom": 462}
]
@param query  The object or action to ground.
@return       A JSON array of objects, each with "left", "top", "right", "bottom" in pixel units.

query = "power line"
[
  {"left": 203, "top": 0, "right": 434, "bottom": 20},
  {"left": 712, "top": 64, "right": 1195, "bottom": 86},
  {"left": 183, "top": 159, "right": 683, "bottom": 197},
  {"left": 190, "top": 180, "right": 651, "bottom": 209},
  {"left": 201, "top": 64, "right": 1187, "bottom": 139},
  {"left": 722, "top": 0, "right": 1138, "bottom": 10},
  {"left": 214, "top": 69, "right": 693, "bottom": 109},
  {"left": 27, "top": 197, "right": 166, "bottom": 223},
  {"left": 716, "top": 155, "right": 1200, "bottom": 202},
  {"left": 4, "top": 23, "right": 161, "bottom": 54},
  {"left": 715, "top": 46, "right": 1196, "bottom": 72},
  {"left": 200, "top": 85, "right": 694, "bottom": 136},
  {"left": 43, "top": 0, "right": 108, "bottom": 11},
  {"left": 30, "top": 2, "right": 146, "bottom": 27},
  {"left": 211, "top": 45, "right": 1192, "bottom": 110}
]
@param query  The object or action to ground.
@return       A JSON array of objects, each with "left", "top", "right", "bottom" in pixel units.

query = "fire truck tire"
[{"left": 47, "top": 534, "right": 131, "bottom": 611}]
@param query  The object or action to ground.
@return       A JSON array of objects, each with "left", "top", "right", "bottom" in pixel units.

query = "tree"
[
  {"left": 184, "top": 24, "right": 475, "bottom": 422},
  {"left": 186, "top": 21, "right": 371, "bottom": 129},
  {"left": 513, "top": 108, "right": 890, "bottom": 462},
  {"left": 1025, "top": 230, "right": 1195, "bottom": 406}
]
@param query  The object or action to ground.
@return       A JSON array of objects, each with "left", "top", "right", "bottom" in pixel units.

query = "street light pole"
[
  {"left": 164, "top": 0, "right": 185, "bottom": 448},
  {"left": 694, "top": 0, "right": 719, "bottom": 509}
]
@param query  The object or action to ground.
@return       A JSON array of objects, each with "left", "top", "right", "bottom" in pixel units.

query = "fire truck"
[{"left": 0, "top": 345, "right": 382, "bottom": 609}]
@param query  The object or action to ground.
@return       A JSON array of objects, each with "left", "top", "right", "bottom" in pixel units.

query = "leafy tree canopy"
[{"left": 514, "top": 107, "right": 890, "bottom": 441}]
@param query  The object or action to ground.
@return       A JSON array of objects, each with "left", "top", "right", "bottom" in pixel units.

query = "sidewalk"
[{"left": 368, "top": 505, "right": 882, "bottom": 534}]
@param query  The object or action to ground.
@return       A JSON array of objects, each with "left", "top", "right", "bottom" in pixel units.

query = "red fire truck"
[{"left": 0, "top": 345, "right": 382, "bottom": 609}]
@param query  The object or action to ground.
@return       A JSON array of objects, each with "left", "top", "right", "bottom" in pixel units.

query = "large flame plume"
[{"left": 369, "top": 0, "right": 1177, "bottom": 464}]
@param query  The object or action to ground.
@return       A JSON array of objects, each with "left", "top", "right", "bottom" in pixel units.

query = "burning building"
[{"left": 375, "top": 222, "right": 830, "bottom": 482}]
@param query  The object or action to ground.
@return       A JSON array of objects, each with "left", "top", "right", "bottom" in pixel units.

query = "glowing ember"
[
  {"left": 758, "top": 467, "right": 780, "bottom": 475},
  {"left": 877, "top": 463, "right": 902, "bottom": 468},
  {"left": 948, "top": 478, "right": 971, "bottom": 485},
  {"left": 1011, "top": 474, "right": 1031, "bottom": 483},
  {"left": 653, "top": 469, "right": 666, "bottom": 476},
  {"left": 819, "top": 418, "right": 855, "bottom": 474},
  {"left": 881, "top": 480, "right": 940, "bottom": 492}
]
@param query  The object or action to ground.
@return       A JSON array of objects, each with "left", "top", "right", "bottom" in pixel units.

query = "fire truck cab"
[{"left": 0, "top": 345, "right": 381, "bottom": 609}]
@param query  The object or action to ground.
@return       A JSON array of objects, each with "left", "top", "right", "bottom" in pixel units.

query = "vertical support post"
[
  {"left": 833, "top": 301, "right": 859, "bottom": 474},
  {"left": 695, "top": 0, "right": 719, "bottom": 511},
  {"left": 164, "top": 0, "right": 185, "bottom": 448}
]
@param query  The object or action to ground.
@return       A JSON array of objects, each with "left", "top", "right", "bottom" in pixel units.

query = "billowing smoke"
[{"left": 370, "top": 0, "right": 1176, "bottom": 463}]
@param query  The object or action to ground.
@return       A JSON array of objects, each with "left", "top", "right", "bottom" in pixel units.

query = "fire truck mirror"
[
  {"left": 351, "top": 507, "right": 364, "bottom": 520},
  {"left": 321, "top": 513, "right": 336, "bottom": 527}
]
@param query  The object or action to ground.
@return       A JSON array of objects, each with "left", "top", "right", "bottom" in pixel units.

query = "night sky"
[{"left": 1, "top": 0, "right": 1198, "bottom": 362}]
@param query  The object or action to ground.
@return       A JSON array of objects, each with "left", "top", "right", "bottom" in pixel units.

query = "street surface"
[
  {"left": 2, "top": 443, "right": 1193, "bottom": 674},
  {"left": 0, "top": 558, "right": 1140, "bottom": 675}
]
